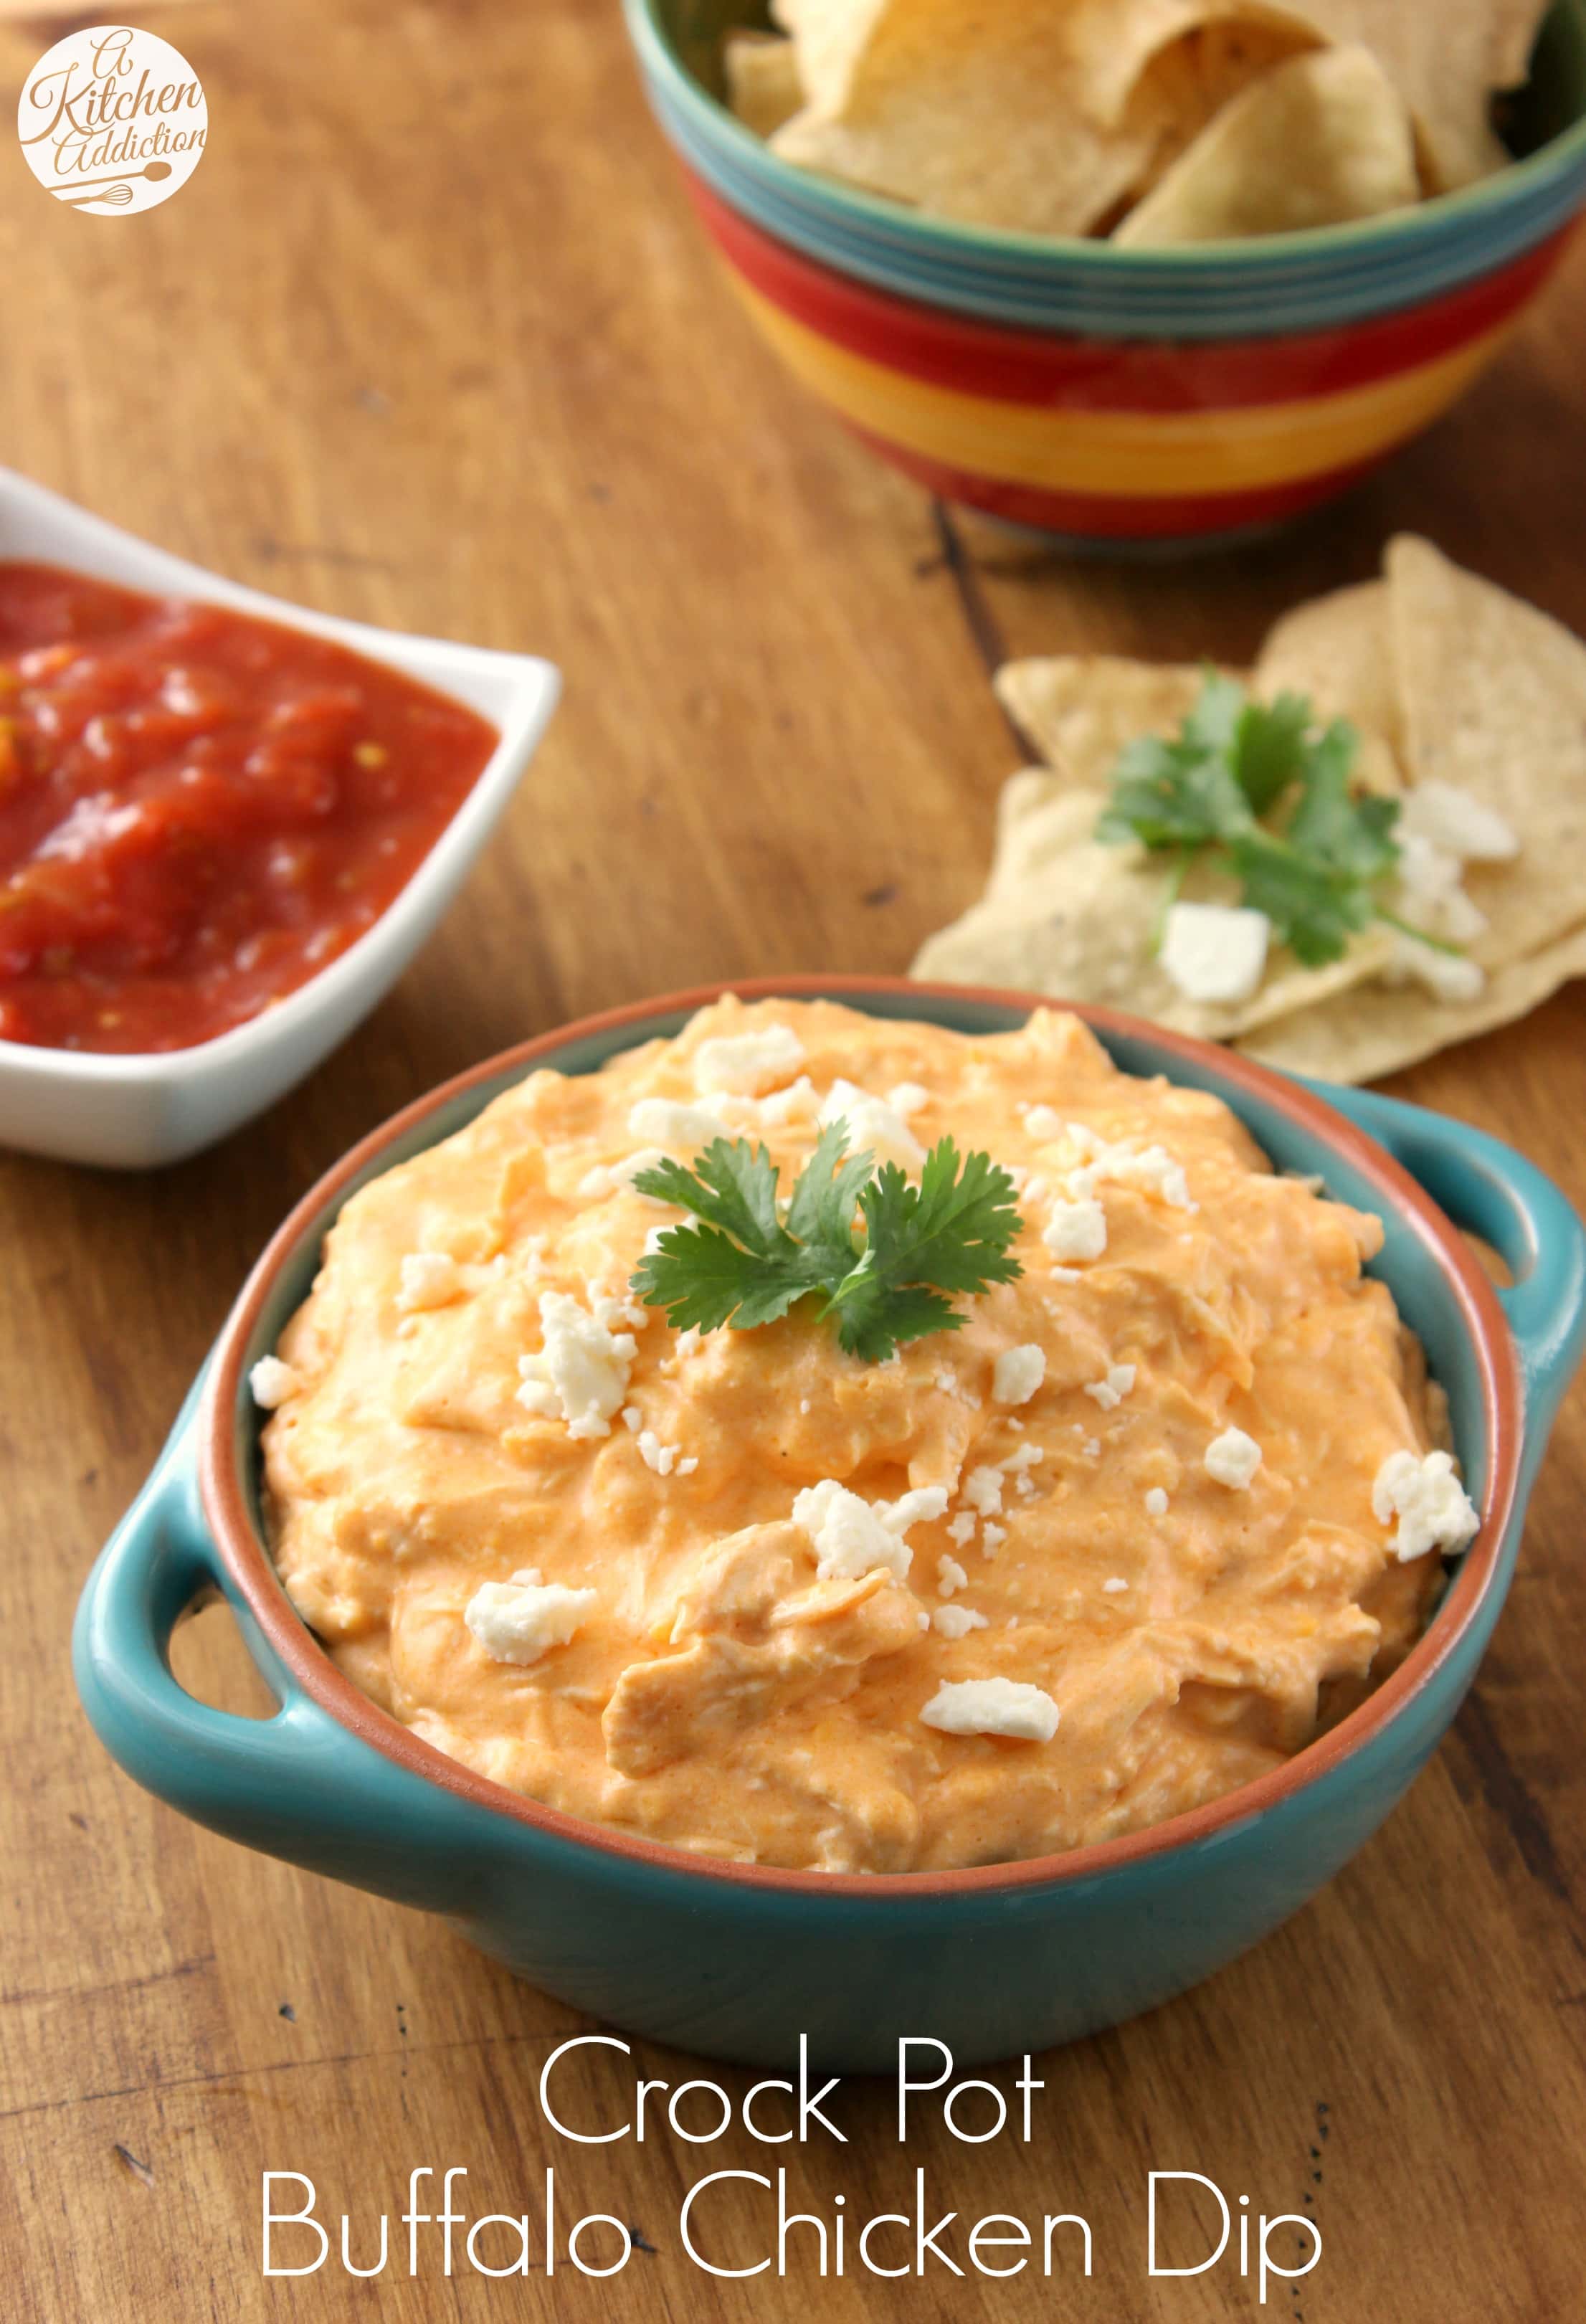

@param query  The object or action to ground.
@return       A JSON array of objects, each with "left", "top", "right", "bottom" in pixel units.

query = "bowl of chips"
[{"left": 624, "top": 0, "right": 1586, "bottom": 547}]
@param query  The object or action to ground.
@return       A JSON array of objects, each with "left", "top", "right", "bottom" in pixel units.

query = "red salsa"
[{"left": 0, "top": 563, "right": 499, "bottom": 1053}]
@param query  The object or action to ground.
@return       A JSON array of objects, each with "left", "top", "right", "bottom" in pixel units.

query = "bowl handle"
[
  {"left": 74, "top": 1380, "right": 488, "bottom": 1910},
  {"left": 1324, "top": 1082, "right": 1586, "bottom": 1451}
]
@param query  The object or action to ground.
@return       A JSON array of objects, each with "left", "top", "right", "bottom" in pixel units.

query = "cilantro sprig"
[
  {"left": 629, "top": 1125, "right": 1023, "bottom": 1363},
  {"left": 1096, "top": 670, "right": 1446, "bottom": 969}
]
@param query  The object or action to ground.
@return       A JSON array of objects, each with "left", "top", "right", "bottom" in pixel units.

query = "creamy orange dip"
[{"left": 257, "top": 997, "right": 1468, "bottom": 1874}]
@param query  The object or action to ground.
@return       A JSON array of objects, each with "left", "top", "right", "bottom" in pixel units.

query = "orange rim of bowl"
[{"left": 198, "top": 974, "right": 1521, "bottom": 1901}]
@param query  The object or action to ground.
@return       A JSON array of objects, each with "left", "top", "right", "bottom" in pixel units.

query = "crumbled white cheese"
[
  {"left": 621, "top": 1404, "right": 642, "bottom": 1432},
  {"left": 1395, "top": 833, "right": 1488, "bottom": 946},
  {"left": 1023, "top": 1105, "right": 1063, "bottom": 1141},
  {"left": 395, "top": 1251, "right": 465, "bottom": 1314},
  {"left": 791, "top": 1479, "right": 948, "bottom": 1583},
  {"left": 1044, "top": 1197, "right": 1108, "bottom": 1263},
  {"left": 637, "top": 1428, "right": 694, "bottom": 1477},
  {"left": 1000, "top": 1443, "right": 1044, "bottom": 1474},
  {"left": 1399, "top": 779, "right": 1519, "bottom": 863},
  {"left": 1144, "top": 1487, "right": 1169, "bottom": 1517},
  {"left": 1102, "top": 1577, "right": 1130, "bottom": 1594},
  {"left": 920, "top": 1677, "right": 1060, "bottom": 1742},
  {"left": 981, "top": 1522, "right": 1007, "bottom": 1555},
  {"left": 992, "top": 1344, "right": 1045, "bottom": 1407},
  {"left": 1160, "top": 901, "right": 1271, "bottom": 1006},
  {"left": 752, "top": 1075, "right": 821, "bottom": 1128},
  {"left": 932, "top": 1603, "right": 989, "bottom": 1640},
  {"left": 818, "top": 1079, "right": 926, "bottom": 1173},
  {"left": 887, "top": 1081, "right": 930, "bottom": 1118},
  {"left": 692, "top": 1022, "right": 805, "bottom": 1096},
  {"left": 627, "top": 1097, "right": 729, "bottom": 1150},
  {"left": 1084, "top": 1363, "right": 1136, "bottom": 1410},
  {"left": 946, "top": 1510, "right": 978, "bottom": 1548},
  {"left": 1372, "top": 1448, "right": 1479, "bottom": 1562},
  {"left": 465, "top": 1569, "right": 597, "bottom": 1666},
  {"left": 1081, "top": 1436, "right": 1101, "bottom": 1459},
  {"left": 577, "top": 1147, "right": 671, "bottom": 1201},
  {"left": 934, "top": 1369, "right": 957, "bottom": 1395},
  {"left": 936, "top": 1555, "right": 969, "bottom": 1598},
  {"left": 1070, "top": 1139, "right": 1194, "bottom": 1213},
  {"left": 1205, "top": 1426, "right": 1263, "bottom": 1489},
  {"left": 1385, "top": 930, "right": 1486, "bottom": 1004},
  {"left": 963, "top": 1465, "right": 1005, "bottom": 1517},
  {"left": 516, "top": 1291, "right": 637, "bottom": 1439},
  {"left": 250, "top": 1355, "right": 298, "bottom": 1409}
]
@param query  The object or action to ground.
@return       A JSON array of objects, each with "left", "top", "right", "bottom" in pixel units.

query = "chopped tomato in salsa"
[{"left": 0, "top": 563, "right": 498, "bottom": 1054}]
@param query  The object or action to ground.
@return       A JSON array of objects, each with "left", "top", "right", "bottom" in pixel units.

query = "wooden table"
[{"left": 3, "top": 4, "right": 1583, "bottom": 2315}]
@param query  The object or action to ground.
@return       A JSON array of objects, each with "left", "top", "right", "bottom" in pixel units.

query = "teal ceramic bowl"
[
  {"left": 75, "top": 978, "right": 1586, "bottom": 2069},
  {"left": 624, "top": 0, "right": 1586, "bottom": 545}
]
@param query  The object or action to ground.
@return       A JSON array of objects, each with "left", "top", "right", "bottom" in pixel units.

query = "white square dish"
[{"left": 0, "top": 468, "right": 560, "bottom": 1168}]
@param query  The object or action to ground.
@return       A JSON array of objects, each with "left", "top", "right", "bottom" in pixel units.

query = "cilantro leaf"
[
  {"left": 630, "top": 1127, "right": 1025, "bottom": 1362},
  {"left": 1228, "top": 833, "right": 1374, "bottom": 968},
  {"left": 1283, "top": 718, "right": 1400, "bottom": 881},
  {"left": 1094, "top": 670, "right": 1433, "bottom": 973}
]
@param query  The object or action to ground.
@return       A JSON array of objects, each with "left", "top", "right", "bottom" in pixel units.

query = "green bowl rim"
[{"left": 627, "top": 0, "right": 1586, "bottom": 275}]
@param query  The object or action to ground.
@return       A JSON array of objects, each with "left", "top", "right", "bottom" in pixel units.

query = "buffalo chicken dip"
[{"left": 256, "top": 998, "right": 1476, "bottom": 1874}]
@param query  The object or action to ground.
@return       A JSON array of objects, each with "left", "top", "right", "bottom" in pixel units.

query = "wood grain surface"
[{"left": 2, "top": 4, "right": 1583, "bottom": 2318}]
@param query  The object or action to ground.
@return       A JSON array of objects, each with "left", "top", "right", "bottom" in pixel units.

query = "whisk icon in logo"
[{"left": 16, "top": 24, "right": 207, "bottom": 216}]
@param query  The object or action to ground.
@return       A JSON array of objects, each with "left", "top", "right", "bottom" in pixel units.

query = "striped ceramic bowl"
[{"left": 624, "top": 0, "right": 1586, "bottom": 549}]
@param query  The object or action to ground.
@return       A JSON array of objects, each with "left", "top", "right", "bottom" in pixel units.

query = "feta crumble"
[
  {"left": 627, "top": 1096, "right": 728, "bottom": 1151},
  {"left": 577, "top": 1147, "right": 670, "bottom": 1200},
  {"left": 754, "top": 1075, "right": 821, "bottom": 1128},
  {"left": 1044, "top": 1197, "right": 1107, "bottom": 1263},
  {"left": 963, "top": 1465, "right": 1005, "bottom": 1517},
  {"left": 465, "top": 1569, "right": 597, "bottom": 1666},
  {"left": 515, "top": 1291, "right": 637, "bottom": 1439},
  {"left": 932, "top": 1604, "right": 989, "bottom": 1640},
  {"left": 1102, "top": 1577, "right": 1129, "bottom": 1594},
  {"left": 250, "top": 1355, "right": 299, "bottom": 1410},
  {"left": 992, "top": 1344, "right": 1046, "bottom": 1406},
  {"left": 1385, "top": 930, "right": 1486, "bottom": 1005},
  {"left": 1069, "top": 1139, "right": 1195, "bottom": 1213},
  {"left": 817, "top": 1079, "right": 926, "bottom": 1173},
  {"left": 936, "top": 1555, "right": 969, "bottom": 1598},
  {"left": 1205, "top": 1426, "right": 1263, "bottom": 1490},
  {"left": 396, "top": 1251, "right": 465, "bottom": 1313},
  {"left": 1160, "top": 901, "right": 1271, "bottom": 1006},
  {"left": 791, "top": 1479, "right": 948, "bottom": 1583},
  {"left": 1399, "top": 779, "right": 1519, "bottom": 863},
  {"left": 981, "top": 1522, "right": 1007, "bottom": 1555},
  {"left": 1084, "top": 1363, "right": 1136, "bottom": 1410},
  {"left": 637, "top": 1429, "right": 696, "bottom": 1478},
  {"left": 920, "top": 1677, "right": 1060, "bottom": 1743},
  {"left": 946, "top": 1510, "right": 978, "bottom": 1549},
  {"left": 692, "top": 1022, "right": 804, "bottom": 1096},
  {"left": 1372, "top": 1448, "right": 1479, "bottom": 1562},
  {"left": 1144, "top": 1487, "right": 1169, "bottom": 1517},
  {"left": 887, "top": 1081, "right": 931, "bottom": 1118}
]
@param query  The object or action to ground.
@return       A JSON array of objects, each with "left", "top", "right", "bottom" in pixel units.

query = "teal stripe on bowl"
[{"left": 627, "top": 0, "right": 1586, "bottom": 341}]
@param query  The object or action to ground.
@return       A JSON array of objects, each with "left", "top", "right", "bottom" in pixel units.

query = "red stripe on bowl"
[{"left": 690, "top": 175, "right": 1568, "bottom": 414}]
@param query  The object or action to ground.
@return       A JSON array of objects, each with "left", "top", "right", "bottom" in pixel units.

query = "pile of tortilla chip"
[
  {"left": 723, "top": 0, "right": 1552, "bottom": 243},
  {"left": 912, "top": 536, "right": 1586, "bottom": 1083}
]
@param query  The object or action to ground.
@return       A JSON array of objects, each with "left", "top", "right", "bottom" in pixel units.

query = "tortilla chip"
[
  {"left": 912, "top": 772, "right": 1392, "bottom": 1038},
  {"left": 1236, "top": 923, "right": 1586, "bottom": 1082},
  {"left": 1252, "top": 579, "right": 1402, "bottom": 793},
  {"left": 769, "top": 0, "right": 885, "bottom": 116},
  {"left": 724, "top": 32, "right": 806, "bottom": 139},
  {"left": 768, "top": 0, "right": 1316, "bottom": 237},
  {"left": 994, "top": 658, "right": 1212, "bottom": 787},
  {"left": 1064, "top": 0, "right": 1320, "bottom": 127},
  {"left": 770, "top": 4, "right": 1162, "bottom": 237},
  {"left": 1387, "top": 534, "right": 1586, "bottom": 970},
  {"left": 1248, "top": 0, "right": 1547, "bottom": 188},
  {"left": 1114, "top": 46, "right": 1419, "bottom": 245}
]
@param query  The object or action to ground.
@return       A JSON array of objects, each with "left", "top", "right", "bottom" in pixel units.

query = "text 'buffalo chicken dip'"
[{"left": 255, "top": 999, "right": 1477, "bottom": 1874}]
